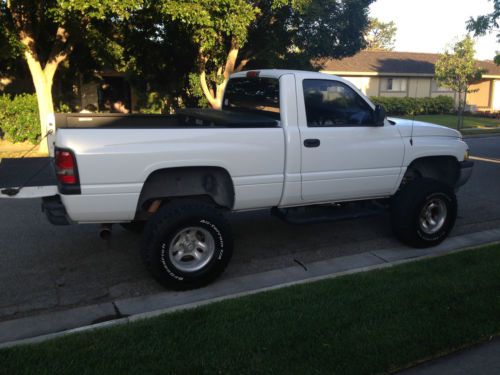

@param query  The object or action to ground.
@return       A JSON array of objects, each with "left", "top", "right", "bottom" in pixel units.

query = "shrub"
[
  {"left": 0, "top": 93, "right": 40, "bottom": 143},
  {"left": 370, "top": 95, "right": 454, "bottom": 116}
]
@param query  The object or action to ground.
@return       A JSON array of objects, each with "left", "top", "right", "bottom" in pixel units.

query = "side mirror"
[{"left": 374, "top": 104, "right": 386, "bottom": 126}]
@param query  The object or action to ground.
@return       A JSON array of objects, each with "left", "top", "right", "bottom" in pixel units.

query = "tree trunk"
[
  {"left": 23, "top": 50, "right": 55, "bottom": 154},
  {"left": 14, "top": 24, "right": 71, "bottom": 155},
  {"left": 457, "top": 91, "right": 462, "bottom": 131},
  {"left": 199, "top": 41, "right": 239, "bottom": 109},
  {"left": 462, "top": 91, "right": 468, "bottom": 130}
]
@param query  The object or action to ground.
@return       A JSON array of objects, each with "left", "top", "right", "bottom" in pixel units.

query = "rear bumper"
[
  {"left": 456, "top": 160, "right": 474, "bottom": 188},
  {"left": 42, "top": 196, "right": 71, "bottom": 225}
]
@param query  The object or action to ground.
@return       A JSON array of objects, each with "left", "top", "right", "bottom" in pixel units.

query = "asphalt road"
[{"left": 0, "top": 135, "right": 499, "bottom": 321}]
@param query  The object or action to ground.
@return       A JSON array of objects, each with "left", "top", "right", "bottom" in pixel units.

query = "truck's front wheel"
[
  {"left": 141, "top": 200, "right": 233, "bottom": 290},
  {"left": 391, "top": 178, "right": 457, "bottom": 248}
]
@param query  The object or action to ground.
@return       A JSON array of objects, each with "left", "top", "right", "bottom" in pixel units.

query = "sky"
[{"left": 370, "top": 0, "right": 498, "bottom": 60}]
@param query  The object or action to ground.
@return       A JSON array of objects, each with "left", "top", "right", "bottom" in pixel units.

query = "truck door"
[{"left": 297, "top": 77, "right": 405, "bottom": 203}]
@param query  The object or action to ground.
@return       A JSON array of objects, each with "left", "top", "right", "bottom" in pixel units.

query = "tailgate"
[{"left": 0, "top": 157, "right": 58, "bottom": 198}]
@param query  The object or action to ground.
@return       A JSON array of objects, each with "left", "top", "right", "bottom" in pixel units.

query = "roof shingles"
[{"left": 317, "top": 51, "right": 500, "bottom": 77}]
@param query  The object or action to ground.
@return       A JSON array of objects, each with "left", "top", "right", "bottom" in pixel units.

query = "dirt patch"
[{"left": 0, "top": 140, "right": 47, "bottom": 158}]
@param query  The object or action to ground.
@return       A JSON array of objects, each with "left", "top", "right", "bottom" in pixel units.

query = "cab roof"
[{"left": 231, "top": 69, "right": 340, "bottom": 80}]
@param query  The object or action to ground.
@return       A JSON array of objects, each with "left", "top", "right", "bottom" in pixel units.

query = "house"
[{"left": 318, "top": 51, "right": 500, "bottom": 112}]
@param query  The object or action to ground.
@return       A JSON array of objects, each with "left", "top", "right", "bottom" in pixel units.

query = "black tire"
[
  {"left": 141, "top": 200, "right": 233, "bottom": 290},
  {"left": 120, "top": 221, "right": 146, "bottom": 233},
  {"left": 391, "top": 178, "right": 457, "bottom": 248}
]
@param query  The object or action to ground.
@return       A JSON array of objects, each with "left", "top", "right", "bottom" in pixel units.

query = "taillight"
[{"left": 55, "top": 149, "right": 78, "bottom": 185}]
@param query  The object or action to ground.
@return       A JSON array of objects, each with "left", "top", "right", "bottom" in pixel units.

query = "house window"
[
  {"left": 431, "top": 79, "right": 453, "bottom": 92},
  {"left": 382, "top": 78, "right": 407, "bottom": 92}
]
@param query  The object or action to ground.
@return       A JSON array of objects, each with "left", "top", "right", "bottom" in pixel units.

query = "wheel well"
[
  {"left": 402, "top": 156, "right": 460, "bottom": 188},
  {"left": 134, "top": 167, "right": 235, "bottom": 220}
]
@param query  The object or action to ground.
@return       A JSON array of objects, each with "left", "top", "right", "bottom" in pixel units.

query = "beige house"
[{"left": 319, "top": 51, "right": 500, "bottom": 112}]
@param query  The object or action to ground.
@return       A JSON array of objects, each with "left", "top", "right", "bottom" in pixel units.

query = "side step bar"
[{"left": 271, "top": 201, "right": 387, "bottom": 225}]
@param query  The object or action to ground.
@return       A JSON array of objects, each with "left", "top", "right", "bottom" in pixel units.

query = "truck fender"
[
  {"left": 134, "top": 167, "right": 235, "bottom": 220},
  {"left": 402, "top": 156, "right": 460, "bottom": 188}
]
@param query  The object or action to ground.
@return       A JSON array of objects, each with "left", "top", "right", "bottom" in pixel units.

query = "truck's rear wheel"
[
  {"left": 391, "top": 178, "right": 457, "bottom": 248},
  {"left": 141, "top": 200, "right": 233, "bottom": 290}
]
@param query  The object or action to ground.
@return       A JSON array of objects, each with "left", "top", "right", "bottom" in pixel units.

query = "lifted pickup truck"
[{"left": 0, "top": 70, "right": 473, "bottom": 289}]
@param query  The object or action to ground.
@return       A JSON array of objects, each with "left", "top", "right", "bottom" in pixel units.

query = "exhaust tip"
[{"left": 99, "top": 224, "right": 113, "bottom": 241}]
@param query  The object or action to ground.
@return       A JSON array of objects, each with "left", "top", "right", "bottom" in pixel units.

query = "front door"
[{"left": 298, "top": 77, "right": 405, "bottom": 203}]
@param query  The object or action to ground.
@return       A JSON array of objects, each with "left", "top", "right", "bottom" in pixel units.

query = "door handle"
[{"left": 304, "top": 138, "right": 320, "bottom": 148}]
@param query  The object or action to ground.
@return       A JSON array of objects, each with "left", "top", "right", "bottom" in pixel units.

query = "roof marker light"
[{"left": 246, "top": 71, "right": 260, "bottom": 78}]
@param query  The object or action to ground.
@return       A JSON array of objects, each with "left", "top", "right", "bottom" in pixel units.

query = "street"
[{"left": 1, "top": 135, "right": 499, "bottom": 322}]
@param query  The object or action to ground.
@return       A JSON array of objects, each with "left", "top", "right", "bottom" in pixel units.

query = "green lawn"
[
  {"left": 1, "top": 244, "right": 500, "bottom": 375},
  {"left": 399, "top": 114, "right": 500, "bottom": 134}
]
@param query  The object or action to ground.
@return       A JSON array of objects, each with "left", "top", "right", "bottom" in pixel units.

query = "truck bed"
[{"left": 55, "top": 109, "right": 279, "bottom": 129}]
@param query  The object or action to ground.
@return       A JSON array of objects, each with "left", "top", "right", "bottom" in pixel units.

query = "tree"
[
  {"left": 364, "top": 17, "right": 397, "bottom": 51},
  {"left": 160, "top": 0, "right": 374, "bottom": 109},
  {"left": 0, "top": 2, "right": 23, "bottom": 90},
  {"left": 2, "top": 1, "right": 142, "bottom": 153},
  {"left": 241, "top": 0, "right": 374, "bottom": 69},
  {"left": 434, "top": 37, "right": 484, "bottom": 130},
  {"left": 158, "top": 0, "right": 260, "bottom": 109},
  {"left": 118, "top": 3, "right": 198, "bottom": 110},
  {"left": 467, "top": 0, "right": 500, "bottom": 64}
]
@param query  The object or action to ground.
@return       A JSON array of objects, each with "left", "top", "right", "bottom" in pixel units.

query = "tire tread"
[{"left": 141, "top": 200, "right": 232, "bottom": 290}]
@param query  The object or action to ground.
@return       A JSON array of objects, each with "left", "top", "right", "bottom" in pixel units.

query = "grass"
[
  {"left": 399, "top": 114, "right": 500, "bottom": 134},
  {"left": 1, "top": 244, "right": 500, "bottom": 375}
]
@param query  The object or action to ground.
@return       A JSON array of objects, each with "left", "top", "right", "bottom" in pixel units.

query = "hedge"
[
  {"left": 0, "top": 93, "right": 40, "bottom": 143},
  {"left": 369, "top": 95, "right": 454, "bottom": 116}
]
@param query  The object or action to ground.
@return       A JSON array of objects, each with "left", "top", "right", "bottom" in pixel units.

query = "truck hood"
[{"left": 388, "top": 117, "right": 461, "bottom": 138}]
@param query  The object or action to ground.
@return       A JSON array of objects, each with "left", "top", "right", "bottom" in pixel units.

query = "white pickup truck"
[{"left": 0, "top": 70, "right": 473, "bottom": 289}]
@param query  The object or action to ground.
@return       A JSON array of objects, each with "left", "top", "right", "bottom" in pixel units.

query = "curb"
[
  {"left": 463, "top": 133, "right": 500, "bottom": 139},
  {"left": 1, "top": 228, "right": 500, "bottom": 349}
]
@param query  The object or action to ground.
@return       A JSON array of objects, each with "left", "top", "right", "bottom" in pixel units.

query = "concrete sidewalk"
[
  {"left": 0, "top": 227, "right": 499, "bottom": 349},
  {"left": 400, "top": 338, "right": 500, "bottom": 375}
]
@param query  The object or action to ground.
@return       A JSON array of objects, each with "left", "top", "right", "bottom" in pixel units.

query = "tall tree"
[
  {"left": 161, "top": 0, "right": 373, "bottom": 109},
  {"left": 158, "top": 0, "right": 259, "bottom": 109},
  {"left": 434, "top": 36, "right": 484, "bottom": 130},
  {"left": 0, "top": 2, "right": 23, "bottom": 90},
  {"left": 2, "top": 0, "right": 141, "bottom": 153},
  {"left": 364, "top": 17, "right": 396, "bottom": 51},
  {"left": 118, "top": 3, "right": 198, "bottom": 110},
  {"left": 242, "top": 0, "right": 374, "bottom": 69},
  {"left": 467, "top": 0, "right": 500, "bottom": 64}
]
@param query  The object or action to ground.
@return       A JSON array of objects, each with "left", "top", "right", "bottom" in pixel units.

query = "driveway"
[{"left": 1, "top": 135, "right": 499, "bottom": 321}]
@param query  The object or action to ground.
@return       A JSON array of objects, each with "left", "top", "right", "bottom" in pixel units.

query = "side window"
[
  {"left": 381, "top": 77, "right": 407, "bottom": 92},
  {"left": 303, "top": 79, "right": 374, "bottom": 127}
]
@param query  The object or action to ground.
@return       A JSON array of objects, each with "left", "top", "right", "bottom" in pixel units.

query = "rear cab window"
[{"left": 223, "top": 77, "right": 281, "bottom": 121}]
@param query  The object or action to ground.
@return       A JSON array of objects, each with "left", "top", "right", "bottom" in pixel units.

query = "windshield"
[{"left": 222, "top": 77, "right": 280, "bottom": 119}]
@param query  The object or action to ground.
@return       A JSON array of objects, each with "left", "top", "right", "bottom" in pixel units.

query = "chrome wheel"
[
  {"left": 419, "top": 198, "right": 447, "bottom": 235},
  {"left": 168, "top": 226, "right": 215, "bottom": 273}
]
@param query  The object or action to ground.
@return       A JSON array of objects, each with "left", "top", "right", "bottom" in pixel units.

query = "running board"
[{"left": 271, "top": 202, "right": 387, "bottom": 225}]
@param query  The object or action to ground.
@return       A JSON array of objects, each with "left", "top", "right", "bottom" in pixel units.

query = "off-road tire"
[
  {"left": 391, "top": 178, "right": 457, "bottom": 248},
  {"left": 141, "top": 200, "right": 233, "bottom": 290}
]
